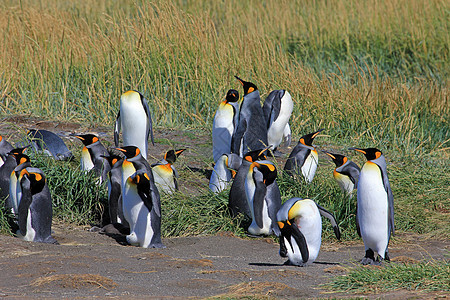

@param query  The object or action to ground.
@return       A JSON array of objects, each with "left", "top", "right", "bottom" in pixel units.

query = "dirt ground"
[{"left": 0, "top": 115, "right": 449, "bottom": 299}]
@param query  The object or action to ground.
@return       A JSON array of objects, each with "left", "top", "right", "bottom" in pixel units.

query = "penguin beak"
[
  {"left": 312, "top": 128, "right": 325, "bottom": 139},
  {"left": 175, "top": 149, "right": 186, "bottom": 156},
  {"left": 349, "top": 147, "right": 366, "bottom": 155},
  {"left": 75, "top": 135, "right": 84, "bottom": 141},
  {"left": 235, "top": 75, "right": 244, "bottom": 86},
  {"left": 322, "top": 151, "right": 335, "bottom": 160}
]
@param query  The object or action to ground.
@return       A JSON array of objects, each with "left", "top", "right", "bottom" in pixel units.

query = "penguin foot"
[
  {"left": 361, "top": 257, "right": 376, "bottom": 265},
  {"left": 89, "top": 226, "right": 103, "bottom": 232}
]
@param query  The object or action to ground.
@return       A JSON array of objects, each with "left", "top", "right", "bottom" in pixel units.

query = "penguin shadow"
[
  {"left": 249, "top": 262, "right": 286, "bottom": 267},
  {"left": 249, "top": 261, "right": 340, "bottom": 267},
  {"left": 95, "top": 223, "right": 130, "bottom": 246}
]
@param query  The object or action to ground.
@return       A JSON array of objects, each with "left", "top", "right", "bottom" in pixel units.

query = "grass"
[{"left": 325, "top": 260, "right": 450, "bottom": 293}]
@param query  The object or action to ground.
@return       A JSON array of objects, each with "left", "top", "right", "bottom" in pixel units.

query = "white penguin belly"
[
  {"left": 152, "top": 166, "right": 176, "bottom": 194},
  {"left": 209, "top": 156, "right": 232, "bottom": 193},
  {"left": 358, "top": 163, "right": 389, "bottom": 255},
  {"left": 212, "top": 105, "right": 234, "bottom": 162},
  {"left": 334, "top": 171, "right": 355, "bottom": 196},
  {"left": 245, "top": 173, "right": 272, "bottom": 235},
  {"left": 301, "top": 150, "right": 318, "bottom": 183},
  {"left": 22, "top": 208, "right": 36, "bottom": 242},
  {"left": 268, "top": 92, "right": 293, "bottom": 150},
  {"left": 9, "top": 173, "right": 19, "bottom": 215},
  {"left": 80, "top": 147, "right": 94, "bottom": 171},
  {"left": 120, "top": 102, "right": 149, "bottom": 158},
  {"left": 122, "top": 186, "right": 153, "bottom": 248}
]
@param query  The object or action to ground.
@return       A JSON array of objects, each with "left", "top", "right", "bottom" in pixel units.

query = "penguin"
[
  {"left": 116, "top": 146, "right": 154, "bottom": 191},
  {"left": 101, "top": 153, "right": 126, "bottom": 226},
  {"left": 114, "top": 90, "right": 155, "bottom": 160},
  {"left": 323, "top": 151, "right": 360, "bottom": 197},
  {"left": 122, "top": 170, "right": 164, "bottom": 248},
  {"left": 0, "top": 147, "right": 27, "bottom": 209},
  {"left": 151, "top": 149, "right": 185, "bottom": 194},
  {"left": 209, "top": 153, "right": 242, "bottom": 194},
  {"left": 262, "top": 89, "right": 294, "bottom": 151},
  {"left": 75, "top": 134, "right": 110, "bottom": 183},
  {"left": 231, "top": 76, "right": 268, "bottom": 156},
  {"left": 26, "top": 129, "right": 73, "bottom": 161},
  {"left": 212, "top": 89, "right": 240, "bottom": 163},
  {"left": 245, "top": 159, "right": 281, "bottom": 236},
  {"left": 282, "top": 123, "right": 292, "bottom": 148},
  {"left": 17, "top": 167, "right": 57, "bottom": 244},
  {"left": 284, "top": 129, "right": 324, "bottom": 183},
  {"left": 228, "top": 148, "right": 268, "bottom": 219},
  {"left": 0, "top": 135, "right": 13, "bottom": 164},
  {"left": 349, "top": 147, "right": 394, "bottom": 265},
  {"left": 277, "top": 198, "right": 341, "bottom": 266},
  {"left": 9, "top": 153, "right": 32, "bottom": 216}
]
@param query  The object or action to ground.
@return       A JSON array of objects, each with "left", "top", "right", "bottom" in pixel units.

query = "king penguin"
[
  {"left": 122, "top": 169, "right": 164, "bottom": 248},
  {"left": 228, "top": 148, "right": 268, "bottom": 220},
  {"left": 101, "top": 153, "right": 126, "bottom": 226},
  {"left": 245, "top": 159, "right": 281, "bottom": 236},
  {"left": 323, "top": 151, "right": 360, "bottom": 197},
  {"left": 17, "top": 167, "right": 57, "bottom": 244},
  {"left": 262, "top": 89, "right": 293, "bottom": 152},
  {"left": 349, "top": 147, "right": 394, "bottom": 265},
  {"left": 212, "top": 89, "right": 240, "bottom": 163},
  {"left": 9, "top": 152, "right": 32, "bottom": 216},
  {"left": 231, "top": 76, "right": 268, "bottom": 156},
  {"left": 26, "top": 129, "right": 73, "bottom": 161},
  {"left": 277, "top": 198, "right": 340, "bottom": 266},
  {"left": 0, "top": 135, "right": 13, "bottom": 164},
  {"left": 75, "top": 134, "right": 110, "bottom": 183},
  {"left": 114, "top": 90, "right": 155, "bottom": 160},
  {"left": 151, "top": 149, "right": 185, "bottom": 194},
  {"left": 0, "top": 147, "right": 27, "bottom": 208},
  {"left": 209, "top": 153, "right": 242, "bottom": 194},
  {"left": 284, "top": 129, "right": 324, "bottom": 183}
]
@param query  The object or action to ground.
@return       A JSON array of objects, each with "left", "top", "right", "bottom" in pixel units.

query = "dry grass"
[{"left": 30, "top": 273, "right": 117, "bottom": 290}]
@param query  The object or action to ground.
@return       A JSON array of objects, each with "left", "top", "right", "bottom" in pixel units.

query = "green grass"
[{"left": 325, "top": 260, "right": 450, "bottom": 293}]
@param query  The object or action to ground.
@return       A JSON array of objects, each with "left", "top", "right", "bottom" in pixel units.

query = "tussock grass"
[{"left": 325, "top": 260, "right": 450, "bottom": 293}]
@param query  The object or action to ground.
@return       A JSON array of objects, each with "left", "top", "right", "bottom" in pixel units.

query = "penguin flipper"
[
  {"left": 380, "top": 166, "right": 395, "bottom": 236},
  {"left": 316, "top": 203, "right": 341, "bottom": 240},
  {"left": 17, "top": 176, "right": 33, "bottom": 237},
  {"left": 290, "top": 221, "right": 309, "bottom": 263},
  {"left": 114, "top": 111, "right": 121, "bottom": 147},
  {"left": 252, "top": 170, "right": 267, "bottom": 229},
  {"left": 231, "top": 118, "right": 247, "bottom": 155},
  {"left": 141, "top": 96, "right": 155, "bottom": 146}
]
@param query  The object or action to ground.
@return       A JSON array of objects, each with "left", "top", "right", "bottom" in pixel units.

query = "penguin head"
[
  {"left": 252, "top": 161, "right": 277, "bottom": 186},
  {"left": 8, "top": 147, "right": 28, "bottom": 157},
  {"left": 322, "top": 151, "right": 347, "bottom": 167},
  {"left": 128, "top": 171, "right": 152, "bottom": 205},
  {"left": 121, "top": 90, "right": 144, "bottom": 104},
  {"left": 349, "top": 147, "right": 382, "bottom": 161},
  {"left": 100, "top": 154, "right": 123, "bottom": 167},
  {"left": 116, "top": 146, "right": 141, "bottom": 159},
  {"left": 243, "top": 146, "right": 270, "bottom": 162},
  {"left": 164, "top": 149, "right": 186, "bottom": 164},
  {"left": 299, "top": 129, "right": 324, "bottom": 146},
  {"left": 225, "top": 89, "right": 239, "bottom": 103},
  {"left": 21, "top": 169, "right": 46, "bottom": 195},
  {"left": 12, "top": 153, "right": 31, "bottom": 166},
  {"left": 235, "top": 76, "right": 258, "bottom": 95},
  {"left": 75, "top": 134, "right": 100, "bottom": 146}
]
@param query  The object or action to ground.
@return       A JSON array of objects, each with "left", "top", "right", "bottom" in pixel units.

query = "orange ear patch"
[
  {"left": 92, "top": 137, "right": 99, "bottom": 143},
  {"left": 343, "top": 156, "right": 348, "bottom": 164},
  {"left": 144, "top": 173, "right": 149, "bottom": 180},
  {"left": 277, "top": 221, "right": 284, "bottom": 229},
  {"left": 375, "top": 151, "right": 381, "bottom": 159},
  {"left": 34, "top": 173, "right": 42, "bottom": 181},
  {"left": 248, "top": 87, "right": 255, "bottom": 94}
]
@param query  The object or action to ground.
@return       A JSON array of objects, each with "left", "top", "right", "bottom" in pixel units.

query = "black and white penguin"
[
  {"left": 17, "top": 167, "right": 57, "bottom": 244},
  {"left": 101, "top": 153, "right": 126, "bottom": 226},
  {"left": 209, "top": 153, "right": 242, "bottom": 194},
  {"left": 349, "top": 147, "right": 394, "bottom": 265},
  {"left": 75, "top": 134, "right": 110, "bottom": 183},
  {"left": 262, "top": 89, "right": 293, "bottom": 152},
  {"left": 122, "top": 170, "right": 164, "bottom": 248},
  {"left": 323, "top": 151, "right": 360, "bottom": 197},
  {"left": 284, "top": 129, "right": 324, "bottom": 183},
  {"left": 0, "top": 147, "right": 27, "bottom": 208},
  {"left": 228, "top": 148, "right": 268, "bottom": 219},
  {"left": 9, "top": 153, "right": 32, "bottom": 216},
  {"left": 245, "top": 160, "right": 281, "bottom": 236},
  {"left": 0, "top": 135, "right": 13, "bottom": 165},
  {"left": 151, "top": 149, "right": 185, "bottom": 194},
  {"left": 212, "top": 89, "right": 240, "bottom": 163},
  {"left": 26, "top": 129, "right": 73, "bottom": 161},
  {"left": 231, "top": 76, "right": 268, "bottom": 156},
  {"left": 277, "top": 198, "right": 340, "bottom": 266},
  {"left": 114, "top": 90, "right": 155, "bottom": 160}
]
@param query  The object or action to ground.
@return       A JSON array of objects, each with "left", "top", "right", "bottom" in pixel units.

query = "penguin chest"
[
  {"left": 357, "top": 162, "right": 389, "bottom": 251},
  {"left": 267, "top": 94, "right": 293, "bottom": 149},
  {"left": 333, "top": 170, "right": 354, "bottom": 195},
  {"left": 245, "top": 173, "right": 271, "bottom": 235},
  {"left": 9, "top": 172, "right": 19, "bottom": 215},
  {"left": 152, "top": 165, "right": 175, "bottom": 194},
  {"left": 301, "top": 150, "right": 318, "bottom": 183},
  {"left": 212, "top": 104, "right": 235, "bottom": 162},
  {"left": 120, "top": 100, "right": 148, "bottom": 153},
  {"left": 80, "top": 147, "right": 94, "bottom": 171},
  {"left": 209, "top": 159, "right": 232, "bottom": 193}
]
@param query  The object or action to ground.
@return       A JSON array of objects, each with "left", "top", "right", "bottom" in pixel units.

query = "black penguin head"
[
  {"left": 12, "top": 153, "right": 31, "bottom": 166},
  {"left": 115, "top": 146, "right": 141, "bottom": 159},
  {"left": 235, "top": 76, "right": 258, "bottom": 95},
  {"left": 243, "top": 148, "right": 268, "bottom": 162},
  {"left": 322, "top": 151, "right": 347, "bottom": 167},
  {"left": 225, "top": 89, "right": 239, "bottom": 103},
  {"left": 299, "top": 129, "right": 324, "bottom": 146},
  {"left": 164, "top": 149, "right": 185, "bottom": 164},
  {"left": 21, "top": 169, "right": 46, "bottom": 195},
  {"left": 75, "top": 134, "right": 99, "bottom": 146},
  {"left": 8, "top": 147, "right": 28, "bottom": 157},
  {"left": 100, "top": 153, "right": 123, "bottom": 167},
  {"left": 349, "top": 147, "right": 382, "bottom": 161},
  {"left": 253, "top": 161, "right": 277, "bottom": 186}
]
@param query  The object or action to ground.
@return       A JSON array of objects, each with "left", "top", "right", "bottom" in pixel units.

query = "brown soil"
[{"left": 0, "top": 116, "right": 448, "bottom": 299}]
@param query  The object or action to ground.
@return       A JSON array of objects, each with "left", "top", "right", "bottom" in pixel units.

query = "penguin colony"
[{"left": 0, "top": 78, "right": 394, "bottom": 267}]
